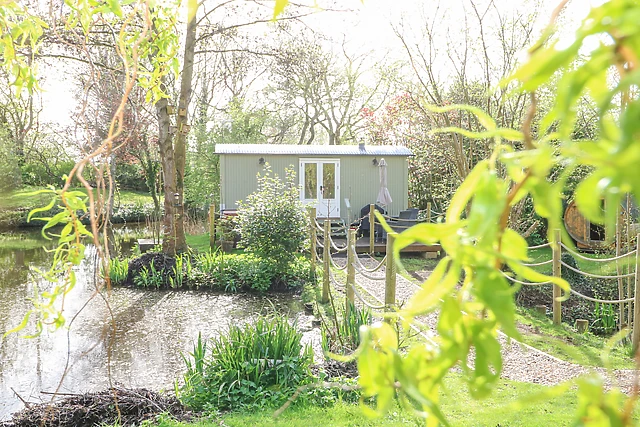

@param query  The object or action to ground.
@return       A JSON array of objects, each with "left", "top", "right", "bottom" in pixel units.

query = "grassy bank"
[
  {"left": 515, "top": 307, "right": 635, "bottom": 369},
  {"left": 0, "top": 186, "right": 156, "bottom": 229},
  {"left": 145, "top": 373, "right": 588, "bottom": 427}
]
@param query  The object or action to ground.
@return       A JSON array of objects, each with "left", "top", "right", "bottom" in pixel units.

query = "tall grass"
[
  {"left": 134, "top": 263, "right": 163, "bottom": 288},
  {"left": 322, "top": 302, "right": 372, "bottom": 354},
  {"left": 107, "top": 258, "right": 129, "bottom": 284},
  {"left": 178, "top": 317, "right": 312, "bottom": 410}
]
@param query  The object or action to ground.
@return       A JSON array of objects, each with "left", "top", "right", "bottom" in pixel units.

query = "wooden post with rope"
[
  {"left": 385, "top": 232, "right": 397, "bottom": 313},
  {"left": 616, "top": 213, "right": 625, "bottom": 329},
  {"left": 309, "top": 207, "right": 317, "bottom": 281},
  {"left": 632, "top": 234, "right": 640, "bottom": 352},
  {"left": 552, "top": 229, "right": 562, "bottom": 325},
  {"left": 369, "top": 204, "right": 375, "bottom": 254},
  {"left": 346, "top": 228, "right": 356, "bottom": 317},
  {"left": 322, "top": 220, "right": 330, "bottom": 303},
  {"left": 208, "top": 204, "right": 216, "bottom": 250}
]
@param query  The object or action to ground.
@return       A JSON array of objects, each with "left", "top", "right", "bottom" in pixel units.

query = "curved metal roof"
[{"left": 215, "top": 144, "right": 413, "bottom": 156}]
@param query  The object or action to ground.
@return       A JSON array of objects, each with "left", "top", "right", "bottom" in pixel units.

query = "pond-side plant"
[
  {"left": 591, "top": 302, "right": 617, "bottom": 336},
  {"left": 322, "top": 302, "right": 372, "bottom": 355},
  {"left": 178, "top": 316, "right": 312, "bottom": 411},
  {"left": 134, "top": 263, "right": 163, "bottom": 288},
  {"left": 107, "top": 258, "right": 129, "bottom": 285}
]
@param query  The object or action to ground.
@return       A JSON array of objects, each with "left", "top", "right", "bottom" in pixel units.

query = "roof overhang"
[{"left": 215, "top": 144, "right": 413, "bottom": 156}]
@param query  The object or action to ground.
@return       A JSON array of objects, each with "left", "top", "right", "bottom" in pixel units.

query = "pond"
[{"left": 0, "top": 225, "right": 310, "bottom": 420}]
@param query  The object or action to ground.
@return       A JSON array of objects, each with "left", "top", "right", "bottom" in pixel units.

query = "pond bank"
[{"left": 0, "top": 229, "right": 314, "bottom": 421}]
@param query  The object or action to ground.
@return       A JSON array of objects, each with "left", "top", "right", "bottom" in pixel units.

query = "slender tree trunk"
[
  {"left": 157, "top": 92, "right": 178, "bottom": 254},
  {"left": 172, "top": 0, "right": 198, "bottom": 253}
]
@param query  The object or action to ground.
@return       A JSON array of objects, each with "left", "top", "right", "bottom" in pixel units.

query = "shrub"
[
  {"left": 236, "top": 165, "right": 307, "bottom": 266},
  {"left": 196, "top": 252, "right": 311, "bottom": 292},
  {"left": 178, "top": 316, "right": 312, "bottom": 411},
  {"left": 121, "top": 250, "right": 311, "bottom": 291}
]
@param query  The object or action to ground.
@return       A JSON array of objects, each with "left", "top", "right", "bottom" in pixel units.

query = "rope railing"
[
  {"left": 521, "top": 259, "right": 553, "bottom": 267},
  {"left": 351, "top": 282, "right": 386, "bottom": 310},
  {"left": 379, "top": 214, "right": 426, "bottom": 224},
  {"left": 348, "top": 247, "right": 386, "bottom": 280},
  {"left": 501, "top": 271, "right": 552, "bottom": 286},
  {"left": 528, "top": 242, "right": 551, "bottom": 249},
  {"left": 568, "top": 288, "right": 635, "bottom": 304},
  {"left": 328, "top": 267, "right": 385, "bottom": 310},
  {"left": 328, "top": 268, "right": 347, "bottom": 289},
  {"left": 353, "top": 263, "right": 386, "bottom": 281},
  {"left": 354, "top": 250, "right": 387, "bottom": 273},
  {"left": 328, "top": 252, "right": 347, "bottom": 271},
  {"left": 328, "top": 235, "right": 348, "bottom": 252},
  {"left": 307, "top": 211, "right": 640, "bottom": 350},
  {"left": 560, "top": 242, "right": 637, "bottom": 263},
  {"left": 559, "top": 260, "right": 636, "bottom": 279}
]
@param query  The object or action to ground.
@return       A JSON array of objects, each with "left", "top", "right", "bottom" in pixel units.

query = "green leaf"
[
  {"left": 273, "top": 0, "right": 289, "bottom": 19},
  {"left": 473, "top": 268, "right": 520, "bottom": 339},
  {"left": 430, "top": 127, "right": 523, "bottom": 142},
  {"left": 447, "top": 161, "right": 488, "bottom": 222},
  {"left": 27, "top": 197, "right": 56, "bottom": 222},
  {"left": 403, "top": 257, "right": 459, "bottom": 318},
  {"left": 423, "top": 104, "right": 496, "bottom": 130}
]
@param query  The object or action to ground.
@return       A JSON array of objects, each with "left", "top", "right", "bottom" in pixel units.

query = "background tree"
[{"left": 268, "top": 32, "right": 393, "bottom": 145}]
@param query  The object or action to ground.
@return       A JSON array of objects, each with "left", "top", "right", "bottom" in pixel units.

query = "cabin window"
[
  {"left": 304, "top": 163, "right": 317, "bottom": 199},
  {"left": 322, "top": 163, "right": 336, "bottom": 199}
]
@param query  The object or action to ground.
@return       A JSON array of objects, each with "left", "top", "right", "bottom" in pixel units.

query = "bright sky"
[{"left": 38, "top": 0, "right": 603, "bottom": 126}]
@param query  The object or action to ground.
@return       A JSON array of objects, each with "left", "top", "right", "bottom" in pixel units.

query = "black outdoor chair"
[
  {"left": 354, "top": 204, "right": 386, "bottom": 239},
  {"left": 389, "top": 208, "right": 421, "bottom": 233}
]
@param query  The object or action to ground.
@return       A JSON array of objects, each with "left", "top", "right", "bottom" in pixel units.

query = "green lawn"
[
  {"left": 0, "top": 186, "right": 153, "bottom": 210},
  {"left": 515, "top": 307, "right": 635, "bottom": 370},
  {"left": 146, "top": 373, "right": 594, "bottom": 427},
  {"left": 185, "top": 233, "right": 213, "bottom": 252},
  {"left": 527, "top": 246, "right": 635, "bottom": 276},
  {"left": 0, "top": 186, "right": 156, "bottom": 228}
]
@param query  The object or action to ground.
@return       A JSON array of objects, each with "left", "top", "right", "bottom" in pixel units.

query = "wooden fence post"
[
  {"left": 616, "top": 214, "right": 625, "bottom": 328},
  {"left": 346, "top": 228, "right": 356, "bottom": 317},
  {"left": 632, "top": 234, "right": 640, "bottom": 352},
  {"left": 385, "top": 232, "right": 397, "bottom": 312},
  {"left": 552, "top": 229, "right": 562, "bottom": 325},
  {"left": 209, "top": 204, "right": 216, "bottom": 250},
  {"left": 309, "top": 207, "right": 317, "bottom": 280},
  {"left": 426, "top": 202, "right": 432, "bottom": 223},
  {"left": 369, "top": 203, "right": 375, "bottom": 254},
  {"left": 322, "top": 220, "right": 330, "bottom": 303}
]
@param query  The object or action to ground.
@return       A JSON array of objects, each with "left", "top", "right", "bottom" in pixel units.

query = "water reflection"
[{"left": 0, "top": 226, "right": 305, "bottom": 419}]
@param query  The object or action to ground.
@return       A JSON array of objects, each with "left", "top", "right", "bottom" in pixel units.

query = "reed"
[{"left": 179, "top": 316, "right": 312, "bottom": 410}]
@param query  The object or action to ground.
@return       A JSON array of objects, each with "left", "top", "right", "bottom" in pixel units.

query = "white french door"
[{"left": 299, "top": 159, "right": 340, "bottom": 218}]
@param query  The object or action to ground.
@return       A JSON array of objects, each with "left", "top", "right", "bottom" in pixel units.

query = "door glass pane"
[
  {"left": 322, "top": 163, "right": 335, "bottom": 199},
  {"left": 304, "top": 163, "right": 317, "bottom": 199}
]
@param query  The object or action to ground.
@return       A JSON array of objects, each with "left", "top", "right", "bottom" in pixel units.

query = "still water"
[{"left": 0, "top": 226, "right": 307, "bottom": 419}]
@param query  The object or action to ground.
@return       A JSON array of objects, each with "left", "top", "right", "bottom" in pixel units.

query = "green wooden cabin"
[{"left": 215, "top": 144, "right": 413, "bottom": 223}]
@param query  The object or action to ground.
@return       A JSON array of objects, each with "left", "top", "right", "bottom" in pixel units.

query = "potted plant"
[{"left": 218, "top": 215, "right": 238, "bottom": 253}]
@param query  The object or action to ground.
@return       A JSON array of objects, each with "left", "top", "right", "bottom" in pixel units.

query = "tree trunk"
[
  {"left": 157, "top": 94, "right": 178, "bottom": 255},
  {"left": 172, "top": 0, "right": 198, "bottom": 253}
]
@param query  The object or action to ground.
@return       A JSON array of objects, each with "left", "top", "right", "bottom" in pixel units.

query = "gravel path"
[{"left": 331, "top": 255, "right": 638, "bottom": 393}]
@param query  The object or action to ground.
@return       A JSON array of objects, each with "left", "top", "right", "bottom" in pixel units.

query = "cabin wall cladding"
[{"left": 216, "top": 144, "right": 412, "bottom": 223}]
